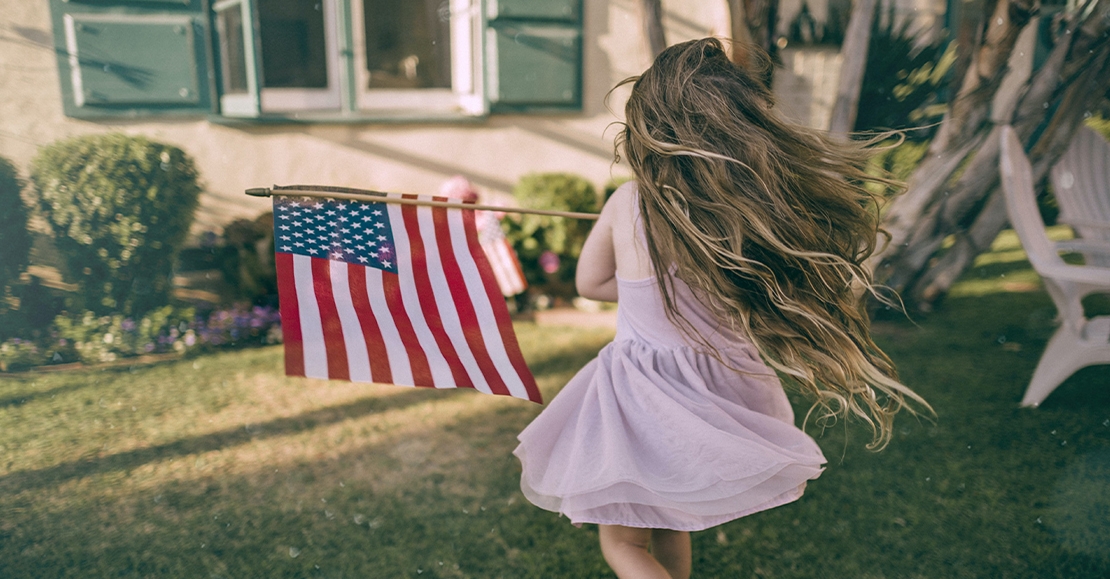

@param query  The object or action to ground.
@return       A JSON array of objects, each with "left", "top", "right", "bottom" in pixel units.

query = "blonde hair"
[{"left": 616, "top": 38, "right": 930, "bottom": 449}]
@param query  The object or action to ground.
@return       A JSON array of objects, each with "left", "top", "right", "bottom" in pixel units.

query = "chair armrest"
[
  {"left": 1057, "top": 240, "right": 1110, "bottom": 256},
  {"left": 1059, "top": 217, "right": 1110, "bottom": 231}
]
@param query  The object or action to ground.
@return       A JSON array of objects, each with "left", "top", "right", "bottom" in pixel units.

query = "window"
[
  {"left": 48, "top": 0, "right": 583, "bottom": 121},
  {"left": 352, "top": 0, "right": 485, "bottom": 115}
]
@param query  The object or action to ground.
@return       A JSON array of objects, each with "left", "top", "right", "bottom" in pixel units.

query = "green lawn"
[{"left": 1, "top": 231, "right": 1108, "bottom": 578}]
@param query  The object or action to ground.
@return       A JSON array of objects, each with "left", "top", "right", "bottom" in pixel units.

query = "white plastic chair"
[
  {"left": 998, "top": 125, "right": 1110, "bottom": 407},
  {"left": 1050, "top": 125, "right": 1110, "bottom": 268}
]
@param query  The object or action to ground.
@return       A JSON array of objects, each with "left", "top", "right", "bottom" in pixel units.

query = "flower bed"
[{"left": 0, "top": 303, "right": 282, "bottom": 372}]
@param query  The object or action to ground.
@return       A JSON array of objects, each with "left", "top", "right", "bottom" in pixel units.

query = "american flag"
[
  {"left": 273, "top": 194, "right": 541, "bottom": 403},
  {"left": 475, "top": 211, "right": 527, "bottom": 297}
]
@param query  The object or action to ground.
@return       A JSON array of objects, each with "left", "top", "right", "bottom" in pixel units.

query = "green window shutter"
[
  {"left": 485, "top": 0, "right": 583, "bottom": 113},
  {"left": 49, "top": 0, "right": 213, "bottom": 118}
]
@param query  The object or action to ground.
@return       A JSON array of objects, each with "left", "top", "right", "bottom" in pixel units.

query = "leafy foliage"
[
  {"left": 503, "top": 173, "right": 599, "bottom": 299},
  {"left": 0, "top": 156, "right": 32, "bottom": 307},
  {"left": 0, "top": 303, "right": 282, "bottom": 371},
  {"left": 30, "top": 133, "right": 201, "bottom": 316},
  {"left": 1087, "top": 113, "right": 1110, "bottom": 141},
  {"left": 218, "top": 212, "right": 277, "bottom": 305},
  {"left": 854, "top": 7, "right": 955, "bottom": 140}
]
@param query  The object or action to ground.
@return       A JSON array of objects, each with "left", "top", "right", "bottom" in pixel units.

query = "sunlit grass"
[{"left": 1, "top": 234, "right": 1109, "bottom": 578}]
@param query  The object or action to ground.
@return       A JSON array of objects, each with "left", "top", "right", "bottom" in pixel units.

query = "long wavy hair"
[{"left": 616, "top": 38, "right": 930, "bottom": 449}]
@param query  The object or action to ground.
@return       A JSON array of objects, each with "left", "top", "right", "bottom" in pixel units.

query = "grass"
[{"left": 2, "top": 233, "right": 1109, "bottom": 578}]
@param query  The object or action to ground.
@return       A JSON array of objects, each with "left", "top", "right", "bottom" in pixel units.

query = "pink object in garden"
[
  {"left": 439, "top": 175, "right": 527, "bottom": 297},
  {"left": 539, "top": 251, "right": 560, "bottom": 275}
]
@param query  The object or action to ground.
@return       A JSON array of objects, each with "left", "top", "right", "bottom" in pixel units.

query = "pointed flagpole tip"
[{"left": 245, "top": 187, "right": 273, "bottom": 197}]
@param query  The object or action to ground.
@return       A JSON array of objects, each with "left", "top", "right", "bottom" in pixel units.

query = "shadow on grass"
[
  {"left": 0, "top": 345, "right": 607, "bottom": 496},
  {"left": 0, "top": 387, "right": 454, "bottom": 493},
  {"left": 0, "top": 384, "right": 613, "bottom": 579},
  {"left": 0, "top": 379, "right": 101, "bottom": 408}
]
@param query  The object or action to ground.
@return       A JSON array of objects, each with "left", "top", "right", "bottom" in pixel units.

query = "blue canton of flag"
[{"left": 273, "top": 196, "right": 398, "bottom": 273}]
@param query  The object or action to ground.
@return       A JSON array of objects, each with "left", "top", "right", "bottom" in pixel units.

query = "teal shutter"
[
  {"left": 485, "top": 0, "right": 583, "bottom": 113},
  {"left": 49, "top": 0, "right": 214, "bottom": 118}
]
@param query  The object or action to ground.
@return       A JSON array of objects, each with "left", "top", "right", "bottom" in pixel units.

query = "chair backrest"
[
  {"left": 999, "top": 126, "right": 1067, "bottom": 274},
  {"left": 1050, "top": 125, "right": 1110, "bottom": 236}
]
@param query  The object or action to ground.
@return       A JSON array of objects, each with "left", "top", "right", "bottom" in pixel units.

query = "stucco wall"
[
  {"left": 3, "top": 0, "right": 747, "bottom": 237},
  {"left": 0, "top": 0, "right": 878, "bottom": 237}
]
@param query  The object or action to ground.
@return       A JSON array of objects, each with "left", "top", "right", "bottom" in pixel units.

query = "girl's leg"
[
  {"left": 598, "top": 525, "right": 672, "bottom": 579},
  {"left": 650, "top": 529, "right": 691, "bottom": 579}
]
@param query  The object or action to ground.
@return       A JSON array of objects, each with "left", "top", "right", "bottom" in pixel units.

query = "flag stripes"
[
  {"left": 485, "top": 237, "right": 528, "bottom": 296},
  {"left": 274, "top": 193, "right": 540, "bottom": 403}
]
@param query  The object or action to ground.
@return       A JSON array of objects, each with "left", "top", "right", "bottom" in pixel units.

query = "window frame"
[{"left": 350, "top": 0, "right": 486, "bottom": 116}]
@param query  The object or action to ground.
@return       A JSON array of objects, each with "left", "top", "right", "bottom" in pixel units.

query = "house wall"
[
  {"left": 0, "top": 0, "right": 944, "bottom": 239},
  {"left": 1, "top": 0, "right": 728, "bottom": 238}
]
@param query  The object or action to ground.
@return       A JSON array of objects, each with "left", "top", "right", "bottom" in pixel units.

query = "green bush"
[
  {"left": 855, "top": 6, "right": 954, "bottom": 140},
  {"left": 30, "top": 133, "right": 201, "bottom": 316},
  {"left": 504, "top": 173, "right": 599, "bottom": 301},
  {"left": 1087, "top": 113, "right": 1110, "bottom": 142},
  {"left": 0, "top": 156, "right": 32, "bottom": 306},
  {"left": 51, "top": 305, "right": 196, "bottom": 364},
  {"left": 218, "top": 212, "right": 277, "bottom": 305}
]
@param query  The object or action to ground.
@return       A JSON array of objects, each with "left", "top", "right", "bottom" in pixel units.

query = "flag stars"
[{"left": 276, "top": 199, "right": 394, "bottom": 272}]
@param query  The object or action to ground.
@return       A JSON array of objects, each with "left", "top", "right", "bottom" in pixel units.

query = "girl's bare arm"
[{"left": 576, "top": 195, "right": 619, "bottom": 302}]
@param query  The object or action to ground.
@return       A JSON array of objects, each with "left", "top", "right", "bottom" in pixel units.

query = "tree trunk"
[
  {"left": 725, "top": 0, "right": 779, "bottom": 87},
  {"left": 829, "top": 0, "right": 878, "bottom": 136},
  {"left": 871, "top": 0, "right": 1110, "bottom": 311},
  {"left": 642, "top": 0, "right": 667, "bottom": 58},
  {"left": 727, "top": 0, "right": 756, "bottom": 65}
]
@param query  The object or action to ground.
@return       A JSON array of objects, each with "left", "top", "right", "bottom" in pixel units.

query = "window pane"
[
  {"left": 216, "top": 6, "right": 248, "bottom": 94},
  {"left": 258, "top": 0, "right": 328, "bottom": 88},
  {"left": 363, "top": 0, "right": 451, "bottom": 89}
]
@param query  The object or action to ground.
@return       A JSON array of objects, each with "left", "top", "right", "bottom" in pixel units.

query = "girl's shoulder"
[
  {"left": 608, "top": 180, "right": 639, "bottom": 204},
  {"left": 603, "top": 181, "right": 639, "bottom": 220}
]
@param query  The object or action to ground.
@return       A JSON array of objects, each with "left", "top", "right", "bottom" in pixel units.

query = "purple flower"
[{"left": 121, "top": 319, "right": 137, "bottom": 332}]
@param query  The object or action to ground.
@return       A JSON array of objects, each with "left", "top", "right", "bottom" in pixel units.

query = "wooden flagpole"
[{"left": 247, "top": 185, "right": 600, "bottom": 220}]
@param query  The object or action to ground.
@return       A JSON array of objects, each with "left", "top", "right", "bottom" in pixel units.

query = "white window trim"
[
  {"left": 351, "top": 0, "right": 485, "bottom": 116},
  {"left": 214, "top": 0, "right": 260, "bottom": 117}
]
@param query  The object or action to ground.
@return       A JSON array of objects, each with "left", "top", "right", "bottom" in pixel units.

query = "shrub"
[
  {"left": 30, "top": 133, "right": 201, "bottom": 316},
  {"left": 0, "top": 302, "right": 282, "bottom": 371},
  {"left": 0, "top": 156, "right": 31, "bottom": 306},
  {"left": 218, "top": 212, "right": 277, "bottom": 305},
  {"left": 854, "top": 7, "right": 954, "bottom": 140},
  {"left": 504, "top": 173, "right": 599, "bottom": 301}
]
